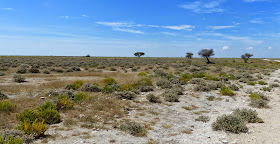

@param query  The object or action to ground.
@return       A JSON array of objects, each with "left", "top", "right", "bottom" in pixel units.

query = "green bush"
[
  {"left": 102, "top": 85, "right": 115, "bottom": 93},
  {"left": 261, "top": 86, "right": 272, "bottom": 92},
  {"left": 103, "top": 77, "right": 117, "bottom": 85},
  {"left": 65, "top": 80, "right": 84, "bottom": 90},
  {"left": 212, "top": 114, "right": 248, "bottom": 134},
  {"left": 136, "top": 78, "right": 153, "bottom": 86},
  {"left": 39, "top": 108, "right": 61, "bottom": 124},
  {"left": 118, "top": 84, "right": 134, "bottom": 92},
  {"left": 74, "top": 92, "right": 89, "bottom": 102},
  {"left": 233, "top": 109, "right": 263, "bottom": 123},
  {"left": 258, "top": 81, "right": 267, "bottom": 85},
  {"left": 0, "top": 134, "right": 23, "bottom": 144},
  {"left": 180, "top": 73, "right": 192, "bottom": 83},
  {"left": 138, "top": 72, "right": 148, "bottom": 76},
  {"left": 18, "top": 109, "right": 40, "bottom": 123},
  {"left": 146, "top": 94, "right": 161, "bottom": 103},
  {"left": 120, "top": 122, "right": 147, "bottom": 137},
  {"left": 0, "top": 100, "right": 16, "bottom": 112},
  {"left": 247, "top": 81, "right": 256, "bottom": 86},
  {"left": 229, "top": 84, "right": 239, "bottom": 91},
  {"left": 37, "top": 101, "right": 56, "bottom": 112},
  {"left": 220, "top": 86, "right": 235, "bottom": 96},
  {"left": 115, "top": 91, "right": 137, "bottom": 100}
]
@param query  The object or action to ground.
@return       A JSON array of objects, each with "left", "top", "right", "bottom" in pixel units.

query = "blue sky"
[{"left": 0, "top": 0, "right": 279, "bottom": 57}]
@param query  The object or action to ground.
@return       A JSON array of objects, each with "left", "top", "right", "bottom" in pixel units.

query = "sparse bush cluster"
[
  {"left": 248, "top": 92, "right": 269, "bottom": 108},
  {"left": 212, "top": 108, "right": 262, "bottom": 134},
  {"left": 120, "top": 122, "right": 147, "bottom": 137}
]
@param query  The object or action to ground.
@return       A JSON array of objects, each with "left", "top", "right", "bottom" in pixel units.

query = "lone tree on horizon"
[
  {"left": 134, "top": 52, "right": 145, "bottom": 57},
  {"left": 186, "top": 52, "right": 193, "bottom": 59},
  {"left": 198, "top": 49, "right": 214, "bottom": 64},
  {"left": 241, "top": 53, "right": 253, "bottom": 63}
]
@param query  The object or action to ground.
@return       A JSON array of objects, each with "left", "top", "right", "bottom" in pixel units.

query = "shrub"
[
  {"left": 220, "top": 86, "right": 235, "bottom": 96},
  {"left": 207, "top": 96, "right": 215, "bottom": 101},
  {"left": 65, "top": 80, "right": 84, "bottom": 90},
  {"left": 16, "top": 67, "right": 27, "bottom": 74},
  {"left": 138, "top": 86, "right": 154, "bottom": 92},
  {"left": 258, "top": 81, "right": 267, "bottom": 85},
  {"left": 212, "top": 114, "right": 248, "bottom": 134},
  {"left": 18, "top": 119, "right": 48, "bottom": 137},
  {"left": 269, "top": 83, "right": 279, "bottom": 88},
  {"left": 229, "top": 84, "right": 239, "bottom": 91},
  {"left": 146, "top": 94, "right": 161, "bottom": 103},
  {"left": 81, "top": 84, "right": 101, "bottom": 92},
  {"left": 189, "top": 78, "right": 204, "bottom": 84},
  {"left": 18, "top": 109, "right": 40, "bottom": 123},
  {"left": 102, "top": 85, "right": 115, "bottom": 93},
  {"left": 118, "top": 84, "right": 134, "bottom": 92},
  {"left": 14, "top": 74, "right": 26, "bottom": 83},
  {"left": 0, "top": 72, "right": 5, "bottom": 76},
  {"left": 249, "top": 99, "right": 268, "bottom": 108},
  {"left": 39, "top": 108, "right": 61, "bottom": 124},
  {"left": 249, "top": 93, "right": 261, "bottom": 99},
  {"left": 0, "top": 90, "right": 8, "bottom": 100},
  {"left": 29, "top": 68, "right": 40, "bottom": 73},
  {"left": 56, "top": 97, "right": 74, "bottom": 111},
  {"left": 136, "top": 78, "right": 153, "bottom": 86},
  {"left": 0, "top": 134, "right": 23, "bottom": 144},
  {"left": 120, "top": 122, "right": 147, "bottom": 137},
  {"left": 163, "top": 92, "right": 179, "bottom": 102},
  {"left": 180, "top": 73, "right": 192, "bottom": 83},
  {"left": 247, "top": 81, "right": 256, "bottom": 86},
  {"left": 138, "top": 72, "right": 148, "bottom": 76},
  {"left": 233, "top": 109, "right": 263, "bottom": 123},
  {"left": 103, "top": 77, "right": 117, "bottom": 85},
  {"left": 156, "top": 79, "right": 172, "bottom": 89},
  {"left": 154, "top": 69, "right": 167, "bottom": 77},
  {"left": 115, "top": 91, "right": 137, "bottom": 100},
  {"left": 74, "top": 92, "right": 89, "bottom": 102},
  {"left": 195, "top": 116, "right": 210, "bottom": 122},
  {"left": 0, "top": 100, "right": 16, "bottom": 112},
  {"left": 261, "top": 86, "right": 272, "bottom": 92},
  {"left": 37, "top": 101, "right": 56, "bottom": 112},
  {"left": 43, "top": 70, "right": 50, "bottom": 74}
]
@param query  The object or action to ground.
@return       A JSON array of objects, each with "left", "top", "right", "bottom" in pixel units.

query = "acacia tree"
[
  {"left": 134, "top": 52, "right": 145, "bottom": 57},
  {"left": 241, "top": 53, "right": 253, "bottom": 63},
  {"left": 198, "top": 49, "right": 215, "bottom": 64},
  {"left": 186, "top": 52, "right": 193, "bottom": 59}
]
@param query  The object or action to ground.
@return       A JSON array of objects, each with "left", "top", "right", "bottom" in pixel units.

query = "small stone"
[{"left": 222, "top": 139, "right": 228, "bottom": 144}]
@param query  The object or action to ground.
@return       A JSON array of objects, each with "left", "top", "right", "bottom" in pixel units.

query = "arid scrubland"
[{"left": 1, "top": 56, "right": 280, "bottom": 144}]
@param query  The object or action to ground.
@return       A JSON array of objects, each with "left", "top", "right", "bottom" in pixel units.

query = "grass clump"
[
  {"left": 146, "top": 94, "right": 161, "bottom": 103},
  {"left": 0, "top": 100, "right": 16, "bottom": 112},
  {"left": 207, "top": 96, "right": 215, "bottom": 101},
  {"left": 220, "top": 86, "right": 235, "bottom": 96},
  {"left": 120, "top": 122, "right": 147, "bottom": 137},
  {"left": 81, "top": 84, "right": 101, "bottom": 92},
  {"left": 212, "top": 114, "right": 248, "bottom": 134},
  {"left": 56, "top": 97, "right": 74, "bottom": 111}
]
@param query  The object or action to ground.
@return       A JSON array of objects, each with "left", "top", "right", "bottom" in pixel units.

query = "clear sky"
[{"left": 0, "top": 0, "right": 279, "bottom": 57}]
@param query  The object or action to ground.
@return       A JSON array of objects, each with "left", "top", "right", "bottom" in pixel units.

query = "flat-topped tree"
[
  {"left": 241, "top": 53, "right": 253, "bottom": 63},
  {"left": 198, "top": 49, "right": 215, "bottom": 64},
  {"left": 186, "top": 52, "right": 193, "bottom": 59},
  {"left": 134, "top": 52, "right": 145, "bottom": 57}
]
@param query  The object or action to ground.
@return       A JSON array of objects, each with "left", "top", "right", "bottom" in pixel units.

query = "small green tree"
[
  {"left": 186, "top": 52, "right": 193, "bottom": 59},
  {"left": 134, "top": 52, "right": 145, "bottom": 57}
]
